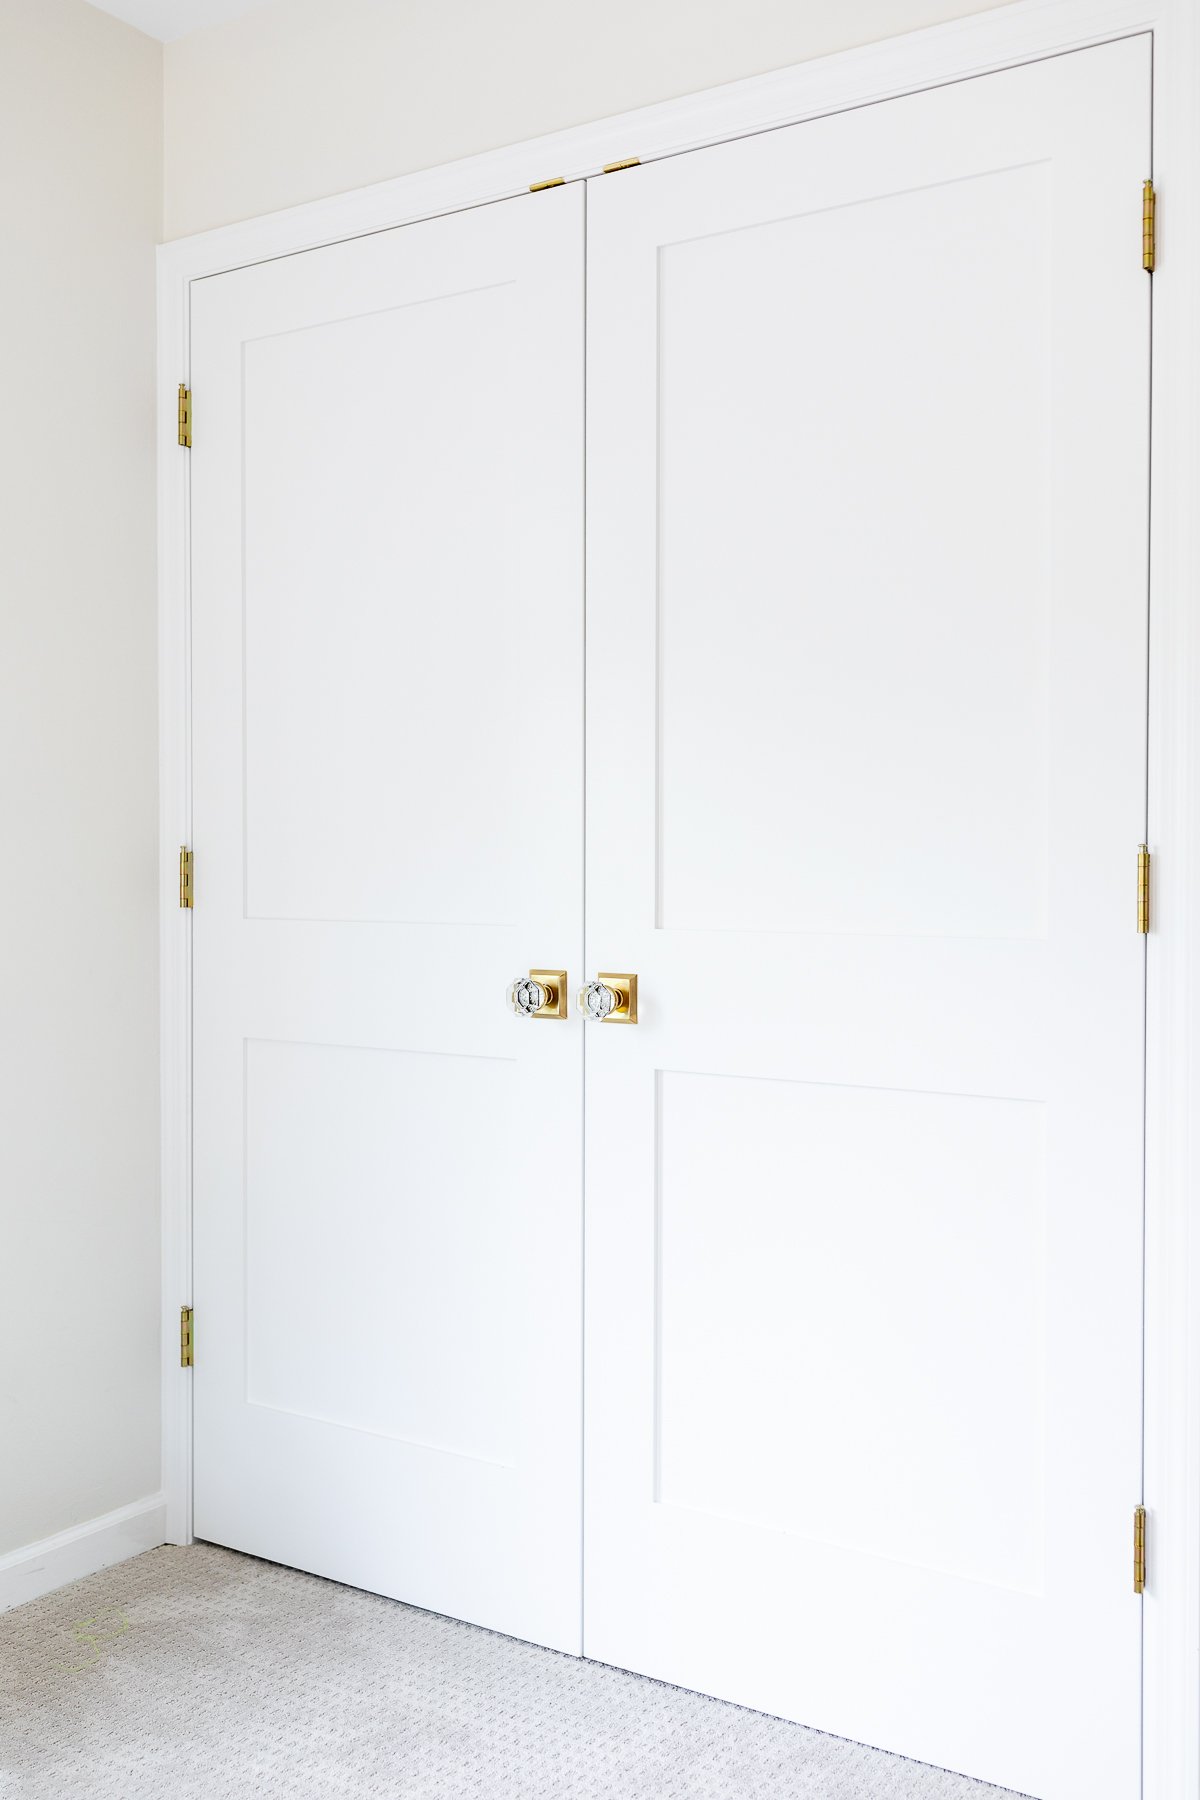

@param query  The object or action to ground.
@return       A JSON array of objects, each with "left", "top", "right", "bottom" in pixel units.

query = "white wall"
[
  {"left": 163, "top": 0, "right": 1017, "bottom": 239},
  {"left": 0, "top": 0, "right": 162, "bottom": 1555}
]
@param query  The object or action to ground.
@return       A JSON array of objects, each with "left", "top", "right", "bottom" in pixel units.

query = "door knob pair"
[{"left": 508, "top": 970, "right": 638, "bottom": 1024}]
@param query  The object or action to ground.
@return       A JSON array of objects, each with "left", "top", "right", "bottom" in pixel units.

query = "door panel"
[
  {"left": 191, "top": 185, "right": 585, "bottom": 1653},
  {"left": 584, "top": 39, "right": 1149, "bottom": 1799},
  {"left": 241, "top": 285, "right": 525, "bottom": 927},
  {"left": 654, "top": 1070, "right": 1046, "bottom": 1593},
  {"left": 244, "top": 1039, "right": 518, "bottom": 1463},
  {"left": 654, "top": 163, "right": 1051, "bottom": 942}
]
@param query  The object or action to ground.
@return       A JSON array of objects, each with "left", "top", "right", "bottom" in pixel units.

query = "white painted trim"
[
  {"left": 0, "top": 1495, "right": 167, "bottom": 1614},
  {"left": 160, "top": 0, "right": 1168, "bottom": 283},
  {"left": 1140, "top": 11, "right": 1200, "bottom": 1798},
  {"left": 158, "top": 248, "right": 192, "bottom": 1550},
  {"left": 159, "top": 3, "right": 1200, "bottom": 1791},
  {"left": 154, "top": 0, "right": 1165, "bottom": 284}
]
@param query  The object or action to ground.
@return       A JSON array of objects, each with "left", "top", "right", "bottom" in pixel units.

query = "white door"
[
  {"left": 191, "top": 186, "right": 585, "bottom": 1652},
  {"left": 584, "top": 38, "right": 1149, "bottom": 1800}
]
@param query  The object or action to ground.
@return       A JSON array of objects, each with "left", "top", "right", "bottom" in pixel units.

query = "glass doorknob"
[
  {"left": 577, "top": 973, "right": 638, "bottom": 1024},
  {"left": 507, "top": 969, "right": 567, "bottom": 1020}
]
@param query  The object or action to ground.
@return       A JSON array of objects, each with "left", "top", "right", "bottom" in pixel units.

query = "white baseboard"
[{"left": 0, "top": 1493, "right": 167, "bottom": 1614}]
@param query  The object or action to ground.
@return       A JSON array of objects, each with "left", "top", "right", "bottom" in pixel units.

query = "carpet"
[{"left": 0, "top": 1543, "right": 1027, "bottom": 1799}]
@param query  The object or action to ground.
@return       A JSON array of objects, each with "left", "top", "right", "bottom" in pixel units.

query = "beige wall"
[
  {"left": 0, "top": 0, "right": 162, "bottom": 1553},
  {"left": 164, "top": 0, "right": 1016, "bottom": 240}
]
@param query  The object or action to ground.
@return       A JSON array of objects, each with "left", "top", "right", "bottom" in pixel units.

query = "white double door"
[{"left": 192, "top": 37, "right": 1150, "bottom": 1799}]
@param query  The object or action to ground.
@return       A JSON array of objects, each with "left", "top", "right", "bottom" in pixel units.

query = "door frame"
[{"left": 158, "top": 3, "right": 1200, "bottom": 1790}]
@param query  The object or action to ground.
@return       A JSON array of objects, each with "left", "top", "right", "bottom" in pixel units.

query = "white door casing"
[
  {"left": 161, "top": 8, "right": 1200, "bottom": 1795},
  {"left": 583, "top": 37, "right": 1149, "bottom": 1800},
  {"left": 190, "top": 185, "right": 585, "bottom": 1652}
]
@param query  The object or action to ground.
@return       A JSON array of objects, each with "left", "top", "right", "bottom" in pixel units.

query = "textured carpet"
[{"left": 0, "top": 1544, "right": 1026, "bottom": 1799}]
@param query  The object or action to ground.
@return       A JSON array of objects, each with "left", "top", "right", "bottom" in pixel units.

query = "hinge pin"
[
  {"left": 1138, "top": 844, "right": 1150, "bottom": 934},
  {"left": 1143, "top": 180, "right": 1156, "bottom": 273},
  {"left": 179, "top": 845, "right": 193, "bottom": 910},
  {"left": 602, "top": 157, "right": 640, "bottom": 174},
  {"left": 180, "top": 1306, "right": 194, "bottom": 1369},
  {"left": 529, "top": 176, "right": 565, "bottom": 193},
  {"left": 177, "top": 383, "right": 192, "bottom": 449},
  {"left": 1134, "top": 1504, "right": 1147, "bottom": 1593}
]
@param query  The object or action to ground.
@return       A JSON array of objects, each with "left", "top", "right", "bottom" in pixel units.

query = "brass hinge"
[
  {"left": 177, "top": 383, "right": 192, "bottom": 448},
  {"left": 529, "top": 176, "right": 565, "bottom": 193},
  {"left": 1134, "top": 1504, "right": 1147, "bottom": 1593},
  {"left": 179, "top": 845, "right": 193, "bottom": 909},
  {"left": 1143, "top": 181, "right": 1156, "bottom": 273},
  {"left": 1138, "top": 844, "right": 1150, "bottom": 933},
  {"left": 602, "top": 157, "right": 640, "bottom": 174},
  {"left": 180, "top": 1306, "right": 194, "bottom": 1369}
]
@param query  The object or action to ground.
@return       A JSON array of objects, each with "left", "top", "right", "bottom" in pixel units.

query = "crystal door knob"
[
  {"left": 577, "top": 973, "right": 638, "bottom": 1024},
  {"left": 508, "top": 969, "right": 567, "bottom": 1019}
]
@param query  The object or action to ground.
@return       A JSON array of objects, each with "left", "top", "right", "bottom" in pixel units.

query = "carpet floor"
[{"left": 0, "top": 1543, "right": 1027, "bottom": 1799}]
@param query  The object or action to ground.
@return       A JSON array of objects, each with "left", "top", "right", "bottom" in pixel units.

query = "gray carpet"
[{"left": 0, "top": 1544, "right": 1026, "bottom": 1799}]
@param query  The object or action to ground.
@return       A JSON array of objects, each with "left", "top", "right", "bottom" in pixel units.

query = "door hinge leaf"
[
  {"left": 1134, "top": 1505, "right": 1147, "bottom": 1593},
  {"left": 179, "top": 846, "right": 193, "bottom": 909},
  {"left": 1143, "top": 180, "right": 1155, "bottom": 272},
  {"left": 602, "top": 157, "right": 640, "bottom": 174},
  {"left": 529, "top": 176, "right": 565, "bottom": 192},
  {"left": 180, "top": 1305, "right": 194, "bottom": 1369},
  {"left": 1138, "top": 844, "right": 1150, "bottom": 933},
  {"left": 177, "top": 383, "right": 192, "bottom": 448}
]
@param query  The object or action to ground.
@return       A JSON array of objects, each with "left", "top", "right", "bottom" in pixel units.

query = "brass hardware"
[
  {"left": 1143, "top": 180, "right": 1156, "bottom": 273},
  {"left": 180, "top": 1306, "right": 194, "bottom": 1370},
  {"left": 600, "top": 973, "right": 637, "bottom": 1022},
  {"left": 177, "top": 383, "right": 192, "bottom": 449},
  {"left": 602, "top": 157, "right": 640, "bottom": 174},
  {"left": 1134, "top": 1504, "right": 1147, "bottom": 1593},
  {"left": 509, "top": 969, "right": 568, "bottom": 1019},
  {"left": 579, "top": 973, "right": 638, "bottom": 1023},
  {"left": 530, "top": 177, "right": 566, "bottom": 193},
  {"left": 1138, "top": 844, "right": 1150, "bottom": 934},
  {"left": 179, "top": 846, "right": 193, "bottom": 910},
  {"left": 529, "top": 968, "right": 567, "bottom": 1018}
]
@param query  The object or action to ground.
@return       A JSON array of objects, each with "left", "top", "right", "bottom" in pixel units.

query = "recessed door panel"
[
  {"left": 654, "top": 1070, "right": 1047, "bottom": 1593},
  {"left": 655, "top": 163, "right": 1051, "bottom": 939},
  {"left": 244, "top": 1038, "right": 519, "bottom": 1463},
  {"left": 242, "top": 288, "right": 523, "bottom": 926}
]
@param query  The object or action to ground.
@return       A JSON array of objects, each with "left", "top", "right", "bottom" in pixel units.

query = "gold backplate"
[
  {"left": 598, "top": 972, "right": 638, "bottom": 1023},
  {"left": 530, "top": 968, "right": 568, "bottom": 1020}
]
